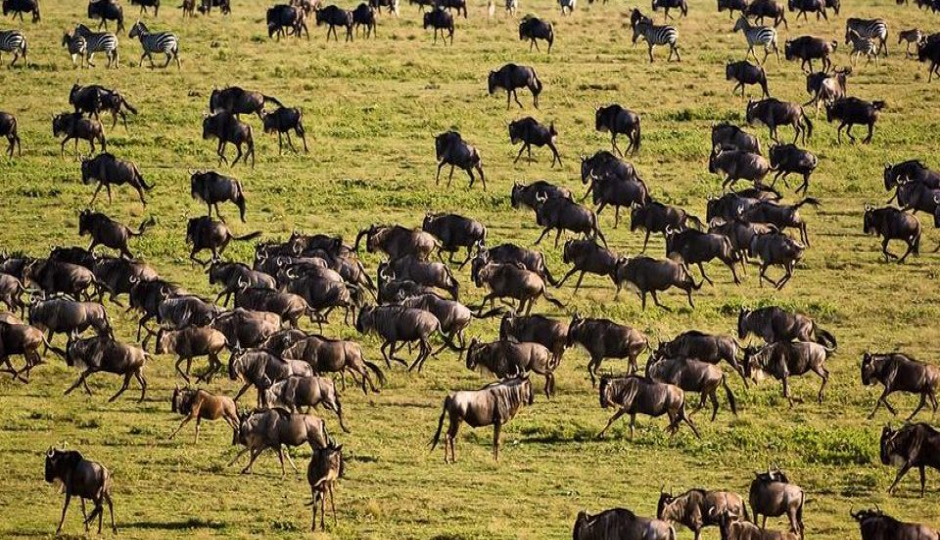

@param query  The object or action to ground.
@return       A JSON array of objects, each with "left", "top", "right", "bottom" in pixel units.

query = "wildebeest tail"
[
  {"left": 262, "top": 94, "right": 284, "bottom": 108},
  {"left": 801, "top": 108, "right": 813, "bottom": 138},
  {"left": 233, "top": 231, "right": 262, "bottom": 242},
  {"left": 912, "top": 229, "right": 921, "bottom": 256},
  {"left": 539, "top": 255, "right": 559, "bottom": 287},
  {"left": 364, "top": 359, "right": 386, "bottom": 385},
  {"left": 429, "top": 395, "right": 451, "bottom": 451},
  {"left": 872, "top": 100, "right": 886, "bottom": 111},
  {"left": 722, "top": 375, "right": 738, "bottom": 415},
  {"left": 119, "top": 94, "right": 138, "bottom": 115},
  {"left": 134, "top": 164, "right": 154, "bottom": 190},
  {"left": 634, "top": 120, "right": 641, "bottom": 152},
  {"left": 813, "top": 324, "right": 837, "bottom": 349},
  {"left": 41, "top": 333, "right": 66, "bottom": 359},
  {"left": 133, "top": 216, "right": 156, "bottom": 236},
  {"left": 532, "top": 72, "right": 543, "bottom": 95},
  {"left": 795, "top": 197, "right": 820, "bottom": 209},
  {"left": 541, "top": 286, "right": 566, "bottom": 310},
  {"left": 474, "top": 307, "right": 506, "bottom": 319},
  {"left": 686, "top": 215, "right": 704, "bottom": 230},
  {"left": 234, "top": 181, "right": 247, "bottom": 222}
]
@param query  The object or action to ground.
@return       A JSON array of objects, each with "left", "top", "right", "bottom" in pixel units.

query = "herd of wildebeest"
[{"left": 1, "top": 0, "right": 940, "bottom": 537}]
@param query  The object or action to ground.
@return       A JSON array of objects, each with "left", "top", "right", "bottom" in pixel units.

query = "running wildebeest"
[
  {"left": 379, "top": 255, "right": 458, "bottom": 299},
  {"left": 580, "top": 150, "right": 645, "bottom": 186},
  {"left": 202, "top": 110, "right": 255, "bottom": 167},
  {"left": 726, "top": 60, "right": 771, "bottom": 99},
  {"left": 209, "top": 86, "right": 283, "bottom": 119},
  {"left": 613, "top": 256, "right": 701, "bottom": 310},
  {"left": 862, "top": 352, "right": 939, "bottom": 420},
  {"left": 804, "top": 68, "right": 849, "bottom": 112},
  {"left": 863, "top": 205, "right": 921, "bottom": 263},
  {"left": 883, "top": 160, "right": 940, "bottom": 192},
  {"left": 787, "top": 0, "right": 827, "bottom": 21},
  {"left": 210, "top": 308, "right": 280, "bottom": 350},
  {"left": 170, "top": 385, "right": 239, "bottom": 443},
  {"left": 747, "top": 231, "right": 804, "bottom": 289},
  {"left": 44, "top": 448, "right": 116, "bottom": 536},
  {"left": 595, "top": 104, "right": 641, "bottom": 156},
  {"left": 749, "top": 468, "right": 805, "bottom": 539},
  {"left": 434, "top": 131, "right": 485, "bottom": 189},
  {"left": 156, "top": 294, "right": 220, "bottom": 330},
  {"left": 208, "top": 262, "right": 276, "bottom": 305},
  {"left": 573, "top": 508, "right": 676, "bottom": 540},
  {"left": 0, "top": 111, "right": 21, "bottom": 157},
  {"left": 154, "top": 325, "right": 228, "bottom": 383},
  {"left": 597, "top": 375, "right": 700, "bottom": 438},
  {"left": 262, "top": 107, "right": 309, "bottom": 154},
  {"left": 69, "top": 85, "right": 138, "bottom": 130},
  {"left": 631, "top": 201, "right": 703, "bottom": 252},
  {"left": 657, "top": 488, "right": 748, "bottom": 540},
  {"left": 784, "top": 36, "right": 837, "bottom": 72},
  {"left": 230, "top": 408, "right": 331, "bottom": 475},
  {"left": 234, "top": 286, "right": 317, "bottom": 328},
  {"left": 712, "top": 122, "right": 762, "bottom": 154},
  {"left": 228, "top": 347, "right": 314, "bottom": 406},
  {"left": 63, "top": 335, "right": 148, "bottom": 402},
  {"left": 768, "top": 144, "right": 817, "bottom": 195},
  {"left": 355, "top": 304, "right": 458, "bottom": 371},
  {"left": 0, "top": 273, "right": 26, "bottom": 314},
  {"left": 665, "top": 227, "right": 740, "bottom": 285},
  {"left": 745, "top": 0, "right": 787, "bottom": 27},
  {"left": 282, "top": 334, "right": 385, "bottom": 393},
  {"left": 423, "top": 7, "right": 453, "bottom": 43},
  {"left": 646, "top": 355, "right": 738, "bottom": 421},
  {"left": 508, "top": 116, "right": 561, "bottom": 167},
  {"left": 708, "top": 147, "right": 771, "bottom": 189},
  {"left": 656, "top": 330, "right": 748, "bottom": 387},
  {"left": 532, "top": 193, "right": 607, "bottom": 246},
  {"left": 557, "top": 238, "right": 618, "bottom": 291},
  {"left": 499, "top": 311, "right": 568, "bottom": 363},
  {"left": 738, "top": 306, "right": 837, "bottom": 347},
  {"left": 52, "top": 113, "right": 106, "bottom": 155},
  {"left": 510, "top": 180, "right": 572, "bottom": 211},
  {"left": 88, "top": 0, "right": 125, "bottom": 32},
  {"left": 266, "top": 375, "right": 348, "bottom": 431},
  {"left": 81, "top": 153, "right": 152, "bottom": 207},
  {"left": 825, "top": 97, "right": 885, "bottom": 144},
  {"left": 78, "top": 210, "right": 154, "bottom": 260},
  {"left": 90, "top": 257, "right": 158, "bottom": 306},
  {"left": 519, "top": 15, "right": 553, "bottom": 52},
  {"left": 744, "top": 341, "right": 831, "bottom": 405},
  {"left": 478, "top": 243, "right": 559, "bottom": 285},
  {"left": 488, "top": 63, "right": 542, "bottom": 109},
  {"left": 881, "top": 423, "right": 940, "bottom": 496},
  {"left": 355, "top": 224, "right": 437, "bottom": 261},
  {"left": 430, "top": 375, "right": 534, "bottom": 462},
  {"left": 465, "top": 338, "right": 558, "bottom": 397},
  {"left": 308, "top": 441, "right": 344, "bottom": 531},
  {"left": 422, "top": 212, "right": 486, "bottom": 267},
  {"left": 0, "top": 319, "right": 55, "bottom": 382},
  {"left": 706, "top": 189, "right": 781, "bottom": 223},
  {"left": 568, "top": 313, "right": 647, "bottom": 383},
  {"left": 316, "top": 5, "right": 354, "bottom": 41},
  {"left": 25, "top": 260, "right": 106, "bottom": 301},
  {"left": 741, "top": 197, "right": 818, "bottom": 246},
  {"left": 185, "top": 216, "right": 261, "bottom": 266},
  {"left": 746, "top": 98, "right": 813, "bottom": 143},
  {"left": 470, "top": 255, "right": 565, "bottom": 315},
  {"left": 851, "top": 508, "right": 940, "bottom": 540},
  {"left": 190, "top": 170, "right": 247, "bottom": 222},
  {"left": 718, "top": 0, "right": 749, "bottom": 18}
]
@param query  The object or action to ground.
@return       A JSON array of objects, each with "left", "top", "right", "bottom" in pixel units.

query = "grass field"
[{"left": 1, "top": 0, "right": 939, "bottom": 538}]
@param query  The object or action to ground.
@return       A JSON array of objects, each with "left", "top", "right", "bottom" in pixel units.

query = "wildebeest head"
[
  {"left": 880, "top": 425, "right": 903, "bottom": 465},
  {"left": 353, "top": 224, "right": 378, "bottom": 253},
  {"left": 45, "top": 447, "right": 83, "bottom": 485},
  {"left": 77, "top": 209, "right": 96, "bottom": 237},
  {"left": 565, "top": 312, "right": 585, "bottom": 347},
  {"left": 745, "top": 100, "right": 760, "bottom": 125},
  {"left": 464, "top": 337, "right": 482, "bottom": 370},
  {"left": 154, "top": 327, "right": 173, "bottom": 355},
  {"left": 209, "top": 89, "right": 223, "bottom": 112},
  {"left": 736, "top": 308, "right": 751, "bottom": 340},
  {"left": 860, "top": 352, "right": 880, "bottom": 385},
  {"left": 487, "top": 71, "right": 498, "bottom": 95},
  {"left": 510, "top": 183, "right": 525, "bottom": 208},
  {"left": 862, "top": 205, "right": 878, "bottom": 235},
  {"left": 52, "top": 114, "right": 73, "bottom": 137},
  {"left": 784, "top": 39, "right": 794, "bottom": 60},
  {"left": 598, "top": 376, "right": 613, "bottom": 408},
  {"left": 354, "top": 304, "right": 376, "bottom": 333},
  {"left": 656, "top": 489, "right": 675, "bottom": 521}
]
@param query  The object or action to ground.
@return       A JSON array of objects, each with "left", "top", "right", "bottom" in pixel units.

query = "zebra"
[
  {"left": 505, "top": 0, "right": 518, "bottom": 16},
  {"left": 0, "top": 29, "right": 27, "bottom": 67},
  {"left": 733, "top": 16, "right": 778, "bottom": 64},
  {"left": 845, "top": 18, "right": 888, "bottom": 57},
  {"left": 62, "top": 31, "right": 87, "bottom": 68},
  {"left": 128, "top": 20, "right": 180, "bottom": 69},
  {"left": 846, "top": 28, "right": 878, "bottom": 66},
  {"left": 559, "top": 0, "right": 575, "bottom": 15},
  {"left": 75, "top": 24, "right": 119, "bottom": 68},
  {"left": 630, "top": 9, "right": 680, "bottom": 62}
]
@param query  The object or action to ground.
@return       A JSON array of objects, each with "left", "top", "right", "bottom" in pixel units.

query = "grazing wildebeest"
[
  {"left": 88, "top": 0, "right": 125, "bottom": 32},
  {"left": 825, "top": 97, "right": 885, "bottom": 144},
  {"left": 282, "top": 334, "right": 385, "bottom": 393},
  {"left": 597, "top": 375, "right": 700, "bottom": 438},
  {"left": 190, "top": 170, "right": 247, "bottom": 222},
  {"left": 308, "top": 441, "right": 344, "bottom": 531},
  {"left": 652, "top": 0, "right": 687, "bottom": 19},
  {"left": 738, "top": 306, "right": 836, "bottom": 347},
  {"left": 352, "top": 3, "right": 376, "bottom": 37},
  {"left": 851, "top": 508, "right": 940, "bottom": 540},
  {"left": 430, "top": 375, "right": 534, "bottom": 462},
  {"left": 52, "top": 113, "right": 106, "bottom": 155},
  {"left": 557, "top": 238, "right": 618, "bottom": 291},
  {"left": 613, "top": 256, "right": 701, "bottom": 310},
  {"left": 804, "top": 68, "right": 849, "bottom": 112},
  {"left": 656, "top": 331, "right": 748, "bottom": 387},
  {"left": 573, "top": 508, "right": 676, "bottom": 540},
  {"left": 422, "top": 212, "right": 486, "bottom": 267},
  {"left": 465, "top": 338, "right": 557, "bottom": 397},
  {"left": 170, "top": 385, "right": 239, "bottom": 443},
  {"left": 355, "top": 224, "right": 438, "bottom": 261},
  {"left": 0, "top": 319, "right": 55, "bottom": 381},
  {"left": 712, "top": 122, "right": 762, "bottom": 154},
  {"left": 708, "top": 147, "right": 771, "bottom": 189},
  {"left": 64, "top": 335, "right": 148, "bottom": 402},
  {"left": 718, "top": 0, "right": 749, "bottom": 18},
  {"left": 154, "top": 325, "right": 227, "bottom": 383},
  {"left": 747, "top": 231, "right": 804, "bottom": 289},
  {"left": 881, "top": 423, "right": 940, "bottom": 496},
  {"left": 657, "top": 488, "right": 748, "bottom": 540},
  {"left": 862, "top": 352, "right": 939, "bottom": 420},
  {"left": 567, "top": 314, "right": 647, "bottom": 383},
  {"left": 595, "top": 104, "right": 641, "bottom": 156},
  {"left": 230, "top": 408, "right": 331, "bottom": 475},
  {"left": 745, "top": 0, "right": 787, "bottom": 27},
  {"left": 44, "top": 448, "right": 115, "bottom": 536},
  {"left": 186, "top": 216, "right": 261, "bottom": 266},
  {"left": 726, "top": 60, "right": 770, "bottom": 98},
  {"left": 768, "top": 144, "right": 816, "bottom": 195},
  {"left": 749, "top": 469, "right": 805, "bottom": 539},
  {"left": 202, "top": 111, "right": 255, "bottom": 167},
  {"left": 355, "top": 304, "right": 458, "bottom": 371},
  {"left": 784, "top": 36, "right": 836, "bottom": 72},
  {"left": 479, "top": 243, "right": 558, "bottom": 286},
  {"left": 646, "top": 355, "right": 738, "bottom": 420},
  {"left": 744, "top": 341, "right": 831, "bottom": 405},
  {"left": 316, "top": 5, "right": 354, "bottom": 41},
  {"left": 3, "top": 0, "right": 40, "bottom": 21},
  {"left": 741, "top": 198, "right": 818, "bottom": 246},
  {"left": 470, "top": 256, "right": 565, "bottom": 316},
  {"left": 266, "top": 375, "right": 348, "bottom": 431},
  {"left": 78, "top": 210, "right": 154, "bottom": 260},
  {"left": 81, "top": 153, "right": 152, "bottom": 207},
  {"left": 631, "top": 201, "right": 703, "bottom": 252},
  {"left": 210, "top": 86, "right": 283, "bottom": 119},
  {"left": 0, "top": 111, "right": 21, "bottom": 157},
  {"left": 433, "top": 131, "right": 485, "bottom": 189},
  {"left": 228, "top": 347, "right": 313, "bottom": 406},
  {"left": 423, "top": 7, "right": 453, "bottom": 44},
  {"left": 488, "top": 63, "right": 542, "bottom": 109},
  {"left": 532, "top": 193, "right": 607, "bottom": 246},
  {"left": 499, "top": 312, "right": 568, "bottom": 363},
  {"left": 664, "top": 227, "right": 740, "bottom": 285},
  {"left": 863, "top": 205, "right": 921, "bottom": 263},
  {"left": 746, "top": 98, "right": 812, "bottom": 144},
  {"left": 519, "top": 15, "right": 553, "bottom": 52},
  {"left": 508, "top": 116, "right": 561, "bottom": 167}
]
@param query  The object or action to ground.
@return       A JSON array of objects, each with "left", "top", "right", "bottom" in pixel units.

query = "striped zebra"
[
  {"left": 630, "top": 9, "right": 680, "bottom": 62},
  {"left": 62, "top": 32, "right": 87, "bottom": 68},
  {"left": 74, "top": 24, "right": 119, "bottom": 68},
  {"left": 0, "top": 29, "right": 27, "bottom": 67},
  {"left": 559, "top": 0, "right": 575, "bottom": 16},
  {"left": 505, "top": 0, "right": 518, "bottom": 16},
  {"left": 845, "top": 18, "right": 888, "bottom": 57},
  {"left": 733, "top": 16, "right": 778, "bottom": 64},
  {"left": 846, "top": 28, "right": 878, "bottom": 66},
  {"left": 129, "top": 20, "right": 180, "bottom": 69}
]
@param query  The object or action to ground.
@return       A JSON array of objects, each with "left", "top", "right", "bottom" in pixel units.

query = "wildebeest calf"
[
  {"left": 262, "top": 107, "right": 308, "bottom": 154},
  {"left": 52, "top": 113, "right": 106, "bottom": 155}
]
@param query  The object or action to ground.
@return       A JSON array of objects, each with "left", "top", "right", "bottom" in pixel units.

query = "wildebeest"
[
  {"left": 78, "top": 210, "right": 154, "bottom": 260},
  {"left": 423, "top": 7, "right": 453, "bottom": 43},
  {"left": 44, "top": 448, "right": 115, "bottom": 536},
  {"left": 568, "top": 314, "right": 647, "bottom": 383},
  {"left": 787, "top": 0, "right": 827, "bottom": 21},
  {"left": 631, "top": 201, "right": 703, "bottom": 252},
  {"left": 209, "top": 262, "right": 276, "bottom": 305},
  {"left": 499, "top": 311, "right": 567, "bottom": 363},
  {"left": 190, "top": 170, "right": 247, "bottom": 222},
  {"left": 228, "top": 347, "right": 314, "bottom": 405},
  {"left": 652, "top": 0, "right": 687, "bottom": 19},
  {"left": 665, "top": 227, "right": 740, "bottom": 285},
  {"left": 708, "top": 147, "right": 771, "bottom": 189},
  {"left": 741, "top": 197, "right": 819, "bottom": 246},
  {"left": 230, "top": 408, "right": 331, "bottom": 475},
  {"left": 25, "top": 260, "right": 104, "bottom": 301},
  {"left": 3, "top": 0, "right": 40, "bottom": 22},
  {"left": 597, "top": 375, "right": 700, "bottom": 438},
  {"left": 308, "top": 441, "right": 344, "bottom": 531},
  {"left": 170, "top": 385, "right": 239, "bottom": 443},
  {"left": 154, "top": 325, "right": 228, "bottom": 383},
  {"left": 209, "top": 308, "right": 280, "bottom": 350},
  {"left": 825, "top": 97, "right": 885, "bottom": 144},
  {"left": 573, "top": 508, "right": 676, "bottom": 540},
  {"left": 0, "top": 272, "right": 26, "bottom": 315},
  {"left": 613, "top": 256, "right": 701, "bottom": 310},
  {"left": 508, "top": 116, "right": 561, "bottom": 167},
  {"left": 379, "top": 255, "right": 458, "bottom": 299},
  {"left": 89, "top": 257, "right": 157, "bottom": 306},
  {"left": 883, "top": 160, "right": 940, "bottom": 192},
  {"left": 656, "top": 330, "right": 748, "bottom": 387},
  {"left": 705, "top": 189, "right": 780, "bottom": 223},
  {"left": 557, "top": 238, "right": 618, "bottom": 291},
  {"left": 726, "top": 60, "right": 770, "bottom": 98},
  {"left": 519, "top": 15, "right": 553, "bottom": 52},
  {"left": 156, "top": 294, "right": 220, "bottom": 330},
  {"left": 64, "top": 335, "right": 148, "bottom": 402},
  {"left": 355, "top": 224, "right": 438, "bottom": 261},
  {"left": 435, "top": 0, "right": 467, "bottom": 16},
  {"left": 746, "top": 98, "right": 813, "bottom": 143},
  {"left": 282, "top": 334, "right": 385, "bottom": 393},
  {"left": 209, "top": 86, "right": 284, "bottom": 119},
  {"left": 0, "top": 111, "right": 21, "bottom": 157},
  {"left": 747, "top": 231, "right": 804, "bottom": 289},
  {"left": 52, "top": 113, "right": 106, "bottom": 155},
  {"left": 745, "top": 0, "right": 787, "bottom": 28},
  {"left": 471, "top": 256, "right": 564, "bottom": 315},
  {"left": 580, "top": 150, "right": 645, "bottom": 187},
  {"left": 130, "top": 0, "right": 160, "bottom": 15},
  {"left": 595, "top": 104, "right": 641, "bottom": 156},
  {"left": 863, "top": 205, "right": 921, "bottom": 263},
  {"left": 862, "top": 352, "right": 939, "bottom": 420},
  {"left": 422, "top": 212, "right": 485, "bottom": 267},
  {"left": 186, "top": 216, "right": 261, "bottom": 266},
  {"left": 851, "top": 508, "right": 940, "bottom": 540},
  {"left": 712, "top": 122, "right": 762, "bottom": 154},
  {"left": 917, "top": 38, "right": 940, "bottom": 82},
  {"left": 316, "top": 5, "right": 354, "bottom": 41},
  {"left": 784, "top": 36, "right": 837, "bottom": 72},
  {"left": 718, "top": 0, "right": 749, "bottom": 18},
  {"left": 88, "top": 0, "right": 125, "bottom": 32},
  {"left": 768, "top": 144, "right": 816, "bottom": 195},
  {"left": 804, "top": 68, "right": 849, "bottom": 112},
  {"left": 202, "top": 110, "right": 255, "bottom": 167},
  {"left": 434, "top": 131, "right": 485, "bottom": 189},
  {"left": 738, "top": 306, "right": 837, "bottom": 347},
  {"left": 266, "top": 375, "right": 348, "bottom": 431},
  {"left": 532, "top": 193, "right": 607, "bottom": 246},
  {"left": 69, "top": 85, "right": 138, "bottom": 130},
  {"left": 510, "top": 180, "right": 572, "bottom": 211},
  {"left": 81, "top": 153, "right": 151, "bottom": 207},
  {"left": 267, "top": 4, "right": 308, "bottom": 39},
  {"left": 355, "top": 304, "right": 458, "bottom": 371},
  {"left": 657, "top": 488, "right": 748, "bottom": 540},
  {"left": 352, "top": 2, "right": 377, "bottom": 37},
  {"left": 465, "top": 338, "right": 557, "bottom": 397},
  {"left": 749, "top": 469, "right": 805, "bottom": 539},
  {"left": 744, "top": 341, "right": 831, "bottom": 405},
  {"left": 881, "top": 423, "right": 940, "bottom": 496},
  {"left": 128, "top": 277, "right": 184, "bottom": 340},
  {"left": 488, "top": 63, "right": 542, "bottom": 109},
  {"left": 430, "top": 375, "right": 534, "bottom": 462},
  {"left": 234, "top": 286, "right": 316, "bottom": 328},
  {"left": 262, "top": 106, "right": 310, "bottom": 154},
  {"left": 715, "top": 509, "right": 799, "bottom": 540},
  {"left": 0, "top": 319, "right": 55, "bottom": 381},
  {"left": 646, "top": 355, "right": 738, "bottom": 420},
  {"left": 479, "top": 243, "right": 558, "bottom": 285}
]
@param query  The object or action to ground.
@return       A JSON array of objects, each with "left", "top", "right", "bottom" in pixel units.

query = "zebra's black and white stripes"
[
  {"left": 630, "top": 9, "right": 680, "bottom": 62},
  {"left": 129, "top": 20, "right": 180, "bottom": 69},
  {"left": 75, "top": 24, "right": 120, "bottom": 68},
  {"left": 845, "top": 18, "right": 888, "bottom": 57},
  {"left": 846, "top": 29, "right": 878, "bottom": 66},
  {"left": 733, "top": 16, "right": 778, "bottom": 64},
  {"left": 62, "top": 32, "right": 87, "bottom": 68},
  {"left": 0, "top": 29, "right": 27, "bottom": 67}
]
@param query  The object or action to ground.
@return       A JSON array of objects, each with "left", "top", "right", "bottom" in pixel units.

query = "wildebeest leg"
[
  {"left": 108, "top": 372, "right": 133, "bottom": 402},
  {"left": 89, "top": 182, "right": 105, "bottom": 205},
  {"left": 56, "top": 493, "right": 72, "bottom": 535},
  {"left": 573, "top": 271, "right": 587, "bottom": 292},
  {"left": 513, "top": 144, "right": 526, "bottom": 164},
  {"left": 447, "top": 165, "right": 456, "bottom": 187},
  {"left": 174, "top": 356, "right": 191, "bottom": 383},
  {"left": 697, "top": 262, "right": 713, "bottom": 285},
  {"left": 553, "top": 228, "right": 562, "bottom": 247},
  {"left": 549, "top": 143, "right": 561, "bottom": 167},
  {"left": 556, "top": 267, "right": 578, "bottom": 287},
  {"left": 64, "top": 371, "right": 93, "bottom": 396},
  {"left": 898, "top": 237, "right": 916, "bottom": 263},
  {"left": 869, "top": 388, "right": 896, "bottom": 419},
  {"left": 241, "top": 447, "right": 264, "bottom": 474},
  {"left": 813, "top": 364, "right": 829, "bottom": 403},
  {"left": 597, "top": 408, "right": 626, "bottom": 438},
  {"left": 908, "top": 393, "right": 929, "bottom": 421},
  {"left": 881, "top": 238, "right": 897, "bottom": 261},
  {"left": 888, "top": 461, "right": 912, "bottom": 493},
  {"left": 782, "top": 373, "right": 794, "bottom": 407},
  {"left": 919, "top": 466, "right": 927, "bottom": 497},
  {"left": 534, "top": 227, "right": 551, "bottom": 245},
  {"left": 446, "top": 416, "right": 461, "bottom": 463},
  {"left": 275, "top": 446, "right": 288, "bottom": 477},
  {"left": 492, "top": 419, "right": 502, "bottom": 461},
  {"left": 512, "top": 90, "right": 524, "bottom": 109}
]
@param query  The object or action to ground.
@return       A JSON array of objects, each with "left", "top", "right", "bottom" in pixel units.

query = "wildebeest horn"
[
  {"left": 535, "top": 192, "right": 548, "bottom": 203},
  {"left": 47, "top": 447, "right": 54, "bottom": 457},
  {"left": 933, "top": 194, "right": 940, "bottom": 204}
]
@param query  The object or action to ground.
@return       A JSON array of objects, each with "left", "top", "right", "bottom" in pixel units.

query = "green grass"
[{"left": 1, "top": 0, "right": 939, "bottom": 538}]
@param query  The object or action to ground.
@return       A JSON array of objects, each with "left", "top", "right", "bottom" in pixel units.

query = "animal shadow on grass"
[{"left": 127, "top": 517, "right": 226, "bottom": 531}]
